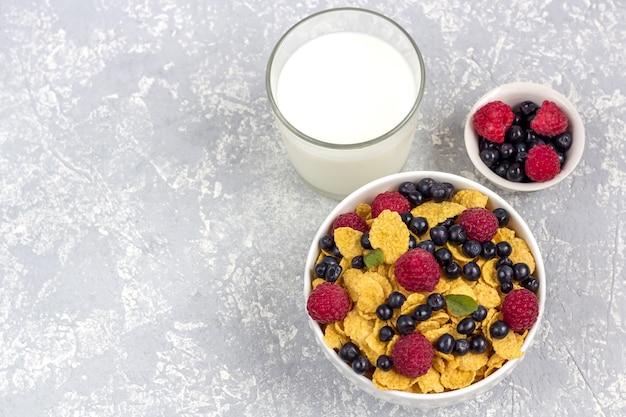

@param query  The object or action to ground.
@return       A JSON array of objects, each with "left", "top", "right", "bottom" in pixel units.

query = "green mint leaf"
[
  {"left": 364, "top": 248, "right": 384, "bottom": 268},
  {"left": 444, "top": 294, "right": 478, "bottom": 316}
]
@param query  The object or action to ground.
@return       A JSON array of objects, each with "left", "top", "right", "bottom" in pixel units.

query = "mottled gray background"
[{"left": 0, "top": 0, "right": 624, "bottom": 416}]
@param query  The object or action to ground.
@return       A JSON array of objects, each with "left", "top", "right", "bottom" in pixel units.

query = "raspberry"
[
  {"left": 394, "top": 248, "right": 440, "bottom": 292},
  {"left": 306, "top": 282, "right": 351, "bottom": 324},
  {"left": 472, "top": 100, "right": 515, "bottom": 143},
  {"left": 530, "top": 100, "right": 568, "bottom": 137},
  {"left": 501, "top": 288, "right": 539, "bottom": 332},
  {"left": 390, "top": 333, "right": 433, "bottom": 378},
  {"left": 331, "top": 212, "right": 368, "bottom": 235},
  {"left": 370, "top": 191, "right": 411, "bottom": 219},
  {"left": 457, "top": 207, "right": 499, "bottom": 243},
  {"left": 524, "top": 144, "right": 561, "bottom": 182}
]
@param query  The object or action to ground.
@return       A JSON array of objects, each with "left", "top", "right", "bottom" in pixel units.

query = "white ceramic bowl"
[
  {"left": 464, "top": 82, "right": 585, "bottom": 192},
  {"left": 303, "top": 171, "right": 545, "bottom": 408}
]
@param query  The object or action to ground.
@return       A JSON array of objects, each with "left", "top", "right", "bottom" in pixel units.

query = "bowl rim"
[
  {"left": 303, "top": 170, "right": 546, "bottom": 407},
  {"left": 464, "top": 81, "right": 585, "bottom": 192}
]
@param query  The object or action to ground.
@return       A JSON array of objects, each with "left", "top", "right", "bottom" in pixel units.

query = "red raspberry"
[
  {"left": 530, "top": 100, "right": 568, "bottom": 137},
  {"left": 457, "top": 207, "right": 499, "bottom": 243},
  {"left": 394, "top": 248, "right": 440, "bottom": 292},
  {"left": 525, "top": 144, "right": 561, "bottom": 182},
  {"left": 331, "top": 212, "right": 368, "bottom": 235},
  {"left": 472, "top": 100, "right": 515, "bottom": 143},
  {"left": 371, "top": 191, "right": 411, "bottom": 219},
  {"left": 306, "top": 282, "right": 351, "bottom": 324},
  {"left": 501, "top": 288, "right": 539, "bottom": 332},
  {"left": 391, "top": 333, "right": 433, "bottom": 378}
]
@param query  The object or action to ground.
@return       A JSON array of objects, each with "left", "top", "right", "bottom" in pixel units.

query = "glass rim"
[{"left": 265, "top": 7, "right": 426, "bottom": 150}]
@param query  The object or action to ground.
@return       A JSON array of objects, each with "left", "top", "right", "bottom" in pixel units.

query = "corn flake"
[
  {"left": 369, "top": 210, "right": 410, "bottom": 264},
  {"left": 451, "top": 189, "right": 489, "bottom": 209},
  {"left": 411, "top": 201, "right": 466, "bottom": 231},
  {"left": 334, "top": 227, "right": 364, "bottom": 261}
]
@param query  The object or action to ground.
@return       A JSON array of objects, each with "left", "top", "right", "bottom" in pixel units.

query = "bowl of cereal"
[
  {"left": 464, "top": 82, "right": 584, "bottom": 192},
  {"left": 304, "top": 171, "right": 545, "bottom": 408}
]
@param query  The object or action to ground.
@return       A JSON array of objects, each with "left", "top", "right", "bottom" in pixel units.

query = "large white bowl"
[
  {"left": 303, "top": 171, "right": 546, "bottom": 408},
  {"left": 464, "top": 82, "right": 585, "bottom": 192}
]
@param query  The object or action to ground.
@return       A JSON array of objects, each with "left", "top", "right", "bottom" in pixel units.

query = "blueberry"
[
  {"left": 496, "top": 256, "right": 513, "bottom": 269},
  {"left": 480, "top": 148, "right": 500, "bottom": 168},
  {"left": 408, "top": 235, "right": 417, "bottom": 250},
  {"left": 496, "top": 241, "right": 512, "bottom": 257},
  {"left": 407, "top": 190, "right": 424, "bottom": 207},
  {"left": 500, "top": 281, "right": 514, "bottom": 294},
  {"left": 457, "top": 317, "right": 476, "bottom": 335},
  {"left": 462, "top": 262, "right": 481, "bottom": 281},
  {"left": 409, "top": 216, "right": 429, "bottom": 236},
  {"left": 400, "top": 211, "right": 413, "bottom": 225},
  {"left": 417, "top": 240, "right": 435, "bottom": 254},
  {"left": 436, "top": 333, "right": 455, "bottom": 354},
  {"left": 554, "top": 132, "right": 573, "bottom": 151},
  {"left": 322, "top": 256, "right": 338, "bottom": 265},
  {"left": 417, "top": 178, "right": 436, "bottom": 198},
  {"left": 314, "top": 262, "right": 327, "bottom": 278},
  {"left": 324, "top": 263, "right": 342, "bottom": 282},
  {"left": 379, "top": 325, "right": 395, "bottom": 342},
  {"left": 438, "top": 217, "right": 455, "bottom": 229},
  {"left": 430, "top": 183, "right": 449, "bottom": 203},
  {"left": 493, "top": 208, "right": 509, "bottom": 227},
  {"left": 351, "top": 255, "right": 365, "bottom": 269},
  {"left": 515, "top": 150, "right": 529, "bottom": 165},
  {"left": 497, "top": 265, "right": 514, "bottom": 284},
  {"left": 427, "top": 293, "right": 445, "bottom": 311},
  {"left": 462, "top": 240, "right": 482, "bottom": 258},
  {"left": 499, "top": 142, "right": 516, "bottom": 160},
  {"left": 352, "top": 355, "right": 370, "bottom": 375},
  {"left": 396, "top": 314, "right": 416, "bottom": 335},
  {"left": 454, "top": 339, "right": 470, "bottom": 356},
  {"left": 445, "top": 262, "right": 462, "bottom": 279},
  {"left": 376, "top": 304, "right": 394, "bottom": 321},
  {"left": 518, "top": 100, "right": 539, "bottom": 116},
  {"left": 376, "top": 355, "right": 393, "bottom": 371},
  {"left": 331, "top": 245, "right": 342, "bottom": 258},
  {"left": 513, "top": 263, "right": 530, "bottom": 281},
  {"left": 339, "top": 342, "right": 360, "bottom": 362},
  {"left": 471, "top": 305, "right": 488, "bottom": 321},
  {"left": 490, "top": 320, "right": 510, "bottom": 339},
  {"left": 481, "top": 241, "right": 497, "bottom": 260},
  {"left": 479, "top": 137, "right": 498, "bottom": 151},
  {"left": 506, "top": 162, "right": 525, "bottom": 182},
  {"left": 319, "top": 234, "right": 335, "bottom": 252},
  {"left": 470, "top": 335, "right": 488, "bottom": 354},
  {"left": 388, "top": 291, "right": 407, "bottom": 309},
  {"left": 448, "top": 224, "right": 467, "bottom": 245},
  {"left": 506, "top": 124, "right": 525, "bottom": 143},
  {"left": 412, "top": 304, "right": 432, "bottom": 322},
  {"left": 442, "top": 182, "right": 455, "bottom": 200},
  {"left": 494, "top": 162, "right": 510, "bottom": 178},
  {"left": 360, "top": 232, "right": 372, "bottom": 249},
  {"left": 521, "top": 277, "right": 540, "bottom": 293},
  {"left": 398, "top": 181, "right": 417, "bottom": 197},
  {"left": 515, "top": 141, "right": 528, "bottom": 155},
  {"left": 435, "top": 247, "right": 453, "bottom": 266},
  {"left": 430, "top": 225, "right": 448, "bottom": 246}
]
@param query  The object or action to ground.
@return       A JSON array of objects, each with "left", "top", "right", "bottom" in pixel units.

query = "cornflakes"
[{"left": 369, "top": 210, "right": 410, "bottom": 264}]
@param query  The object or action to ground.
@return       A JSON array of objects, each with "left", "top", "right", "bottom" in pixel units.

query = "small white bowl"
[
  {"left": 464, "top": 82, "right": 585, "bottom": 192},
  {"left": 303, "top": 171, "right": 545, "bottom": 408}
]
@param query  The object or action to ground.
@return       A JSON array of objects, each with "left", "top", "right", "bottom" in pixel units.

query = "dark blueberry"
[
  {"left": 518, "top": 100, "right": 539, "bottom": 117},
  {"left": 417, "top": 178, "right": 436, "bottom": 198},
  {"left": 430, "top": 183, "right": 449, "bottom": 203},
  {"left": 496, "top": 257, "right": 514, "bottom": 269},
  {"left": 515, "top": 141, "right": 528, "bottom": 154},
  {"left": 412, "top": 304, "right": 432, "bottom": 322},
  {"left": 554, "top": 132, "right": 573, "bottom": 151},
  {"left": 500, "top": 281, "right": 514, "bottom": 294},
  {"left": 496, "top": 241, "right": 513, "bottom": 257},
  {"left": 525, "top": 130, "right": 545, "bottom": 149},
  {"left": 445, "top": 262, "right": 462, "bottom": 279},
  {"left": 457, "top": 317, "right": 476, "bottom": 335},
  {"left": 435, "top": 247, "right": 453, "bottom": 266},
  {"left": 417, "top": 240, "right": 435, "bottom": 254},
  {"left": 513, "top": 112, "right": 523, "bottom": 127},
  {"left": 322, "top": 256, "right": 338, "bottom": 265},
  {"left": 454, "top": 339, "right": 470, "bottom": 356},
  {"left": 360, "top": 232, "right": 372, "bottom": 249},
  {"left": 462, "top": 262, "right": 481, "bottom": 281},
  {"left": 499, "top": 142, "right": 516, "bottom": 160},
  {"left": 480, "top": 148, "right": 500, "bottom": 168},
  {"left": 430, "top": 225, "right": 448, "bottom": 246},
  {"left": 339, "top": 342, "right": 360, "bottom": 363},
  {"left": 469, "top": 335, "right": 488, "bottom": 354},
  {"left": 438, "top": 217, "right": 456, "bottom": 229},
  {"left": 409, "top": 216, "right": 429, "bottom": 236},
  {"left": 506, "top": 162, "right": 525, "bottom": 182},
  {"left": 481, "top": 241, "right": 497, "bottom": 260},
  {"left": 479, "top": 136, "right": 498, "bottom": 151},
  {"left": 408, "top": 234, "right": 417, "bottom": 250},
  {"left": 513, "top": 263, "right": 531, "bottom": 281},
  {"left": 506, "top": 124, "right": 525, "bottom": 143},
  {"left": 515, "top": 150, "right": 529, "bottom": 165},
  {"left": 462, "top": 240, "right": 482, "bottom": 258},
  {"left": 448, "top": 224, "right": 467, "bottom": 245},
  {"left": 427, "top": 293, "right": 446, "bottom": 311},
  {"left": 521, "top": 277, "right": 540, "bottom": 293},
  {"left": 351, "top": 255, "right": 365, "bottom": 269},
  {"left": 497, "top": 265, "right": 514, "bottom": 284},
  {"left": 396, "top": 314, "right": 416, "bottom": 335},
  {"left": 442, "top": 182, "right": 456, "bottom": 199},
  {"left": 436, "top": 333, "right": 455, "bottom": 354},
  {"left": 471, "top": 305, "right": 488, "bottom": 321},
  {"left": 494, "top": 162, "right": 510, "bottom": 178},
  {"left": 376, "top": 304, "right": 394, "bottom": 321},
  {"left": 555, "top": 148, "right": 566, "bottom": 166},
  {"left": 387, "top": 291, "right": 407, "bottom": 309},
  {"left": 400, "top": 211, "right": 413, "bottom": 225},
  {"left": 398, "top": 181, "right": 417, "bottom": 197},
  {"left": 407, "top": 190, "right": 425, "bottom": 207},
  {"left": 314, "top": 262, "right": 327, "bottom": 278},
  {"left": 379, "top": 325, "right": 395, "bottom": 342},
  {"left": 490, "top": 320, "right": 510, "bottom": 339},
  {"left": 325, "top": 263, "right": 342, "bottom": 282},
  {"left": 352, "top": 355, "right": 370, "bottom": 375},
  {"left": 376, "top": 355, "right": 393, "bottom": 371},
  {"left": 331, "top": 245, "right": 343, "bottom": 258},
  {"left": 493, "top": 207, "right": 510, "bottom": 227},
  {"left": 319, "top": 234, "right": 335, "bottom": 252}
]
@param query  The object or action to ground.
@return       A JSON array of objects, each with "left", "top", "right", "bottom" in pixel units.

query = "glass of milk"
[{"left": 266, "top": 8, "right": 425, "bottom": 200}]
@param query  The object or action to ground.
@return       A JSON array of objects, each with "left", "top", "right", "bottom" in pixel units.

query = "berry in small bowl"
[{"left": 464, "top": 82, "right": 584, "bottom": 192}]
